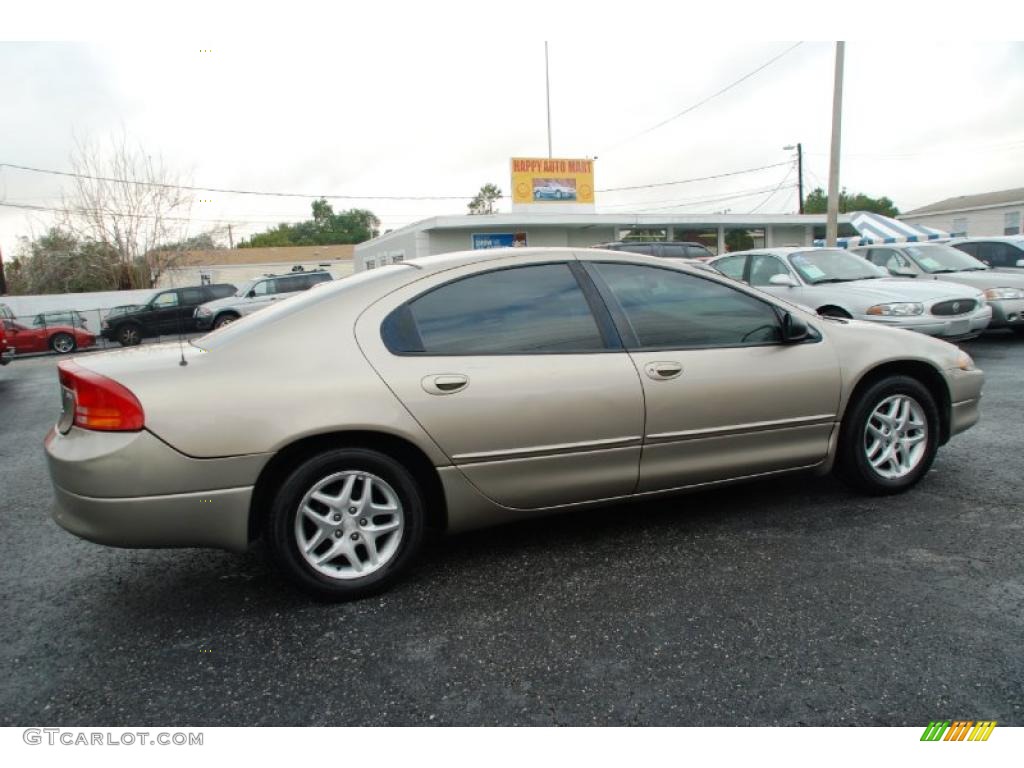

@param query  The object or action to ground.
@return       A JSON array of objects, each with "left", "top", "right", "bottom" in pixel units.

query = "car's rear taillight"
[{"left": 57, "top": 360, "right": 144, "bottom": 432}]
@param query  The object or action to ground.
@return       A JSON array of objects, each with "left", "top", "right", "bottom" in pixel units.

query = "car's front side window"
[
  {"left": 591, "top": 262, "right": 782, "bottom": 349},
  {"left": 749, "top": 255, "right": 793, "bottom": 286},
  {"left": 253, "top": 280, "right": 275, "bottom": 296},
  {"left": 382, "top": 263, "right": 607, "bottom": 355}
]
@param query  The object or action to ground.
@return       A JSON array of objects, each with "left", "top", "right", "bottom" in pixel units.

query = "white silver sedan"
[{"left": 709, "top": 248, "right": 991, "bottom": 340}]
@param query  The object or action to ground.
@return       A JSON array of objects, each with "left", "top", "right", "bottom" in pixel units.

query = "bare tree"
[{"left": 60, "top": 133, "right": 195, "bottom": 288}]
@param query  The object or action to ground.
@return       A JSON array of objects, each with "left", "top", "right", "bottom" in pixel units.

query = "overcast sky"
[{"left": 1, "top": 38, "right": 1022, "bottom": 257}]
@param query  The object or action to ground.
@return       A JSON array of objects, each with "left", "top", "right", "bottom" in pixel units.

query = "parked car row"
[
  {"left": 705, "top": 244, "right": 1024, "bottom": 340},
  {"left": 1, "top": 298, "right": 97, "bottom": 356}
]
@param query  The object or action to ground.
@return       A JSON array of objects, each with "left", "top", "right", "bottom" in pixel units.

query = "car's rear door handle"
[
  {"left": 644, "top": 361, "right": 683, "bottom": 380},
  {"left": 421, "top": 374, "right": 469, "bottom": 395}
]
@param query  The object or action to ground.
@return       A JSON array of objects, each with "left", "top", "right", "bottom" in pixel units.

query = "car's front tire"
[
  {"left": 264, "top": 448, "right": 426, "bottom": 600},
  {"left": 834, "top": 375, "right": 939, "bottom": 495}
]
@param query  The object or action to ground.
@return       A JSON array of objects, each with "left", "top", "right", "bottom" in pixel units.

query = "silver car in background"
[
  {"left": 710, "top": 247, "right": 991, "bottom": 340},
  {"left": 851, "top": 242, "right": 1024, "bottom": 336},
  {"left": 194, "top": 269, "right": 333, "bottom": 330}
]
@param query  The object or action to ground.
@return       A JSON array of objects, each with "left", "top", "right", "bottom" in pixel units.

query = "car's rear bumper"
[
  {"left": 52, "top": 484, "right": 252, "bottom": 552},
  {"left": 44, "top": 426, "right": 270, "bottom": 552}
]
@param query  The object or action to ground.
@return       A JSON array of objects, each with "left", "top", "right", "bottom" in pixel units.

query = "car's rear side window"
[
  {"left": 592, "top": 262, "right": 781, "bottom": 349},
  {"left": 382, "top": 263, "right": 606, "bottom": 355}
]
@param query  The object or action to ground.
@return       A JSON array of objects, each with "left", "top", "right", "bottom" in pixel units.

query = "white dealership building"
[{"left": 354, "top": 212, "right": 853, "bottom": 271}]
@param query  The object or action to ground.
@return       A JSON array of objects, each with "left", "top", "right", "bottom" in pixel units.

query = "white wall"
[
  {"left": 902, "top": 204, "right": 1024, "bottom": 237},
  {"left": 354, "top": 228, "right": 428, "bottom": 270},
  {"left": 157, "top": 260, "right": 353, "bottom": 289},
  {"left": 1, "top": 289, "right": 157, "bottom": 320}
]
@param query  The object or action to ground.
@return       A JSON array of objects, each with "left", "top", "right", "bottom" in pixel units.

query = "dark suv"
[
  {"left": 594, "top": 241, "right": 715, "bottom": 260},
  {"left": 101, "top": 284, "right": 236, "bottom": 346}
]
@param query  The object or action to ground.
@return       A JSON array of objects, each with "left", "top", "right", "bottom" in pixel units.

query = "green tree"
[
  {"left": 803, "top": 187, "right": 900, "bottom": 217},
  {"left": 6, "top": 228, "right": 122, "bottom": 295},
  {"left": 725, "top": 229, "right": 754, "bottom": 252},
  {"left": 468, "top": 183, "right": 502, "bottom": 215},
  {"left": 240, "top": 199, "right": 380, "bottom": 248}
]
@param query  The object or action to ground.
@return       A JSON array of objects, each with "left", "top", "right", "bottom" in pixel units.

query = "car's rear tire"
[
  {"left": 116, "top": 324, "right": 142, "bottom": 346},
  {"left": 264, "top": 448, "right": 426, "bottom": 600},
  {"left": 834, "top": 375, "right": 939, "bottom": 495},
  {"left": 50, "top": 333, "right": 76, "bottom": 354},
  {"left": 214, "top": 313, "right": 239, "bottom": 329}
]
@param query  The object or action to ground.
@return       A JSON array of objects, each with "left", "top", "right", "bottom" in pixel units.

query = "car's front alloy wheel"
[
  {"left": 835, "top": 375, "right": 939, "bottom": 494},
  {"left": 265, "top": 448, "right": 425, "bottom": 600},
  {"left": 50, "top": 333, "right": 76, "bottom": 354}
]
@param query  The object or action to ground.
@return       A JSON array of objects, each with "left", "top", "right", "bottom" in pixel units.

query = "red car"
[{"left": 2, "top": 318, "right": 95, "bottom": 354}]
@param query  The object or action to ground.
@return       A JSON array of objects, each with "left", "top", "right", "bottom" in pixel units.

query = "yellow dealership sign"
[{"left": 511, "top": 157, "right": 595, "bottom": 206}]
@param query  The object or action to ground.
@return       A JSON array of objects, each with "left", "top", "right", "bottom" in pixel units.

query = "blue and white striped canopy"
[{"left": 814, "top": 211, "right": 949, "bottom": 248}]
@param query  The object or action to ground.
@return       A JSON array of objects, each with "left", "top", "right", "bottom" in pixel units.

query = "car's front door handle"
[
  {"left": 421, "top": 374, "right": 469, "bottom": 395},
  {"left": 644, "top": 361, "right": 683, "bottom": 381}
]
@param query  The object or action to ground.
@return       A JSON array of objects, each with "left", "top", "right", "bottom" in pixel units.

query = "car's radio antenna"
[{"left": 175, "top": 301, "right": 188, "bottom": 367}]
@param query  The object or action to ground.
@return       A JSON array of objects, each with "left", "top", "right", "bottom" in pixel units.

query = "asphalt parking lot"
[{"left": 1, "top": 336, "right": 1022, "bottom": 727}]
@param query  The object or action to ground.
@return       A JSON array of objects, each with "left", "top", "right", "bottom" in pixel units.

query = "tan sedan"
[{"left": 45, "top": 248, "right": 984, "bottom": 599}]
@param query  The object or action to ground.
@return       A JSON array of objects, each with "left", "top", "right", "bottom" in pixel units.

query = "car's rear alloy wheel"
[
  {"left": 295, "top": 471, "right": 405, "bottom": 580},
  {"left": 835, "top": 375, "right": 939, "bottom": 494},
  {"left": 117, "top": 325, "right": 141, "bottom": 346},
  {"left": 265, "top": 448, "right": 425, "bottom": 600},
  {"left": 50, "top": 333, "right": 76, "bottom": 354}
]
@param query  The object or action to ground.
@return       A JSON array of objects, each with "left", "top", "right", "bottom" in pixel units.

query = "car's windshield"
[
  {"left": 906, "top": 244, "right": 988, "bottom": 273},
  {"left": 234, "top": 280, "right": 257, "bottom": 298},
  {"left": 786, "top": 249, "right": 885, "bottom": 285}
]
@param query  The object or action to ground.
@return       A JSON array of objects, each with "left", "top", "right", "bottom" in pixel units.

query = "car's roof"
[
  {"left": 950, "top": 235, "right": 1024, "bottom": 244},
  {"left": 709, "top": 247, "right": 838, "bottom": 260},
  {"left": 403, "top": 246, "right": 717, "bottom": 274}
]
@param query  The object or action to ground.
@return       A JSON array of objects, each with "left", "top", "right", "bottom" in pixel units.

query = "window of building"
[
  {"left": 382, "top": 264, "right": 606, "bottom": 355},
  {"left": 618, "top": 227, "right": 668, "bottom": 242},
  {"left": 1005, "top": 211, "right": 1020, "bottom": 236},
  {"left": 591, "top": 262, "right": 781, "bottom": 349}
]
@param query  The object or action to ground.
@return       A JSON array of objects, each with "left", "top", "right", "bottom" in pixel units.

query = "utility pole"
[
  {"left": 826, "top": 42, "right": 845, "bottom": 246},
  {"left": 796, "top": 142, "right": 804, "bottom": 214},
  {"left": 545, "top": 41, "right": 553, "bottom": 158},
  {"left": 783, "top": 143, "right": 805, "bottom": 213},
  {"left": 228, "top": 223, "right": 234, "bottom": 249}
]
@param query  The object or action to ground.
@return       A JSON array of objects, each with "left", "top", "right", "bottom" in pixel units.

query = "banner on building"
[
  {"left": 510, "top": 158, "right": 595, "bottom": 209},
  {"left": 472, "top": 232, "right": 527, "bottom": 250}
]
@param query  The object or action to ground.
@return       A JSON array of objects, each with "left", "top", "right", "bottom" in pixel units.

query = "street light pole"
[
  {"left": 826, "top": 42, "right": 845, "bottom": 246},
  {"left": 783, "top": 143, "right": 804, "bottom": 214}
]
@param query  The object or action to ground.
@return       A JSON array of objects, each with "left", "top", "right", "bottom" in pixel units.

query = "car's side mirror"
[
  {"left": 890, "top": 267, "right": 916, "bottom": 278},
  {"left": 768, "top": 273, "right": 799, "bottom": 288},
  {"left": 780, "top": 311, "right": 810, "bottom": 343},
  {"left": 247, "top": 290, "right": 256, "bottom": 298}
]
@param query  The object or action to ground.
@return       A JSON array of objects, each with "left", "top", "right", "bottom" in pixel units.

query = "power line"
[
  {"left": 602, "top": 42, "right": 804, "bottom": 153},
  {"left": 747, "top": 166, "right": 796, "bottom": 214},
  {"left": 0, "top": 158, "right": 792, "bottom": 202},
  {"left": 0, "top": 163, "right": 478, "bottom": 201},
  {"left": 598, "top": 161, "right": 790, "bottom": 194},
  {"left": 634, "top": 184, "right": 797, "bottom": 214}
]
